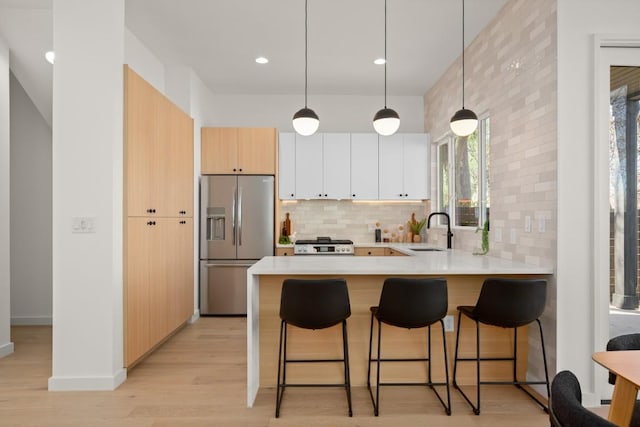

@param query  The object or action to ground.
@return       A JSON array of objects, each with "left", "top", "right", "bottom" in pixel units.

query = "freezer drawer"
[{"left": 200, "top": 260, "right": 252, "bottom": 315}]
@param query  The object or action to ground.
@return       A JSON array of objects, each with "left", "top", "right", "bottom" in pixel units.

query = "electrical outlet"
[
  {"left": 538, "top": 217, "right": 546, "bottom": 233},
  {"left": 72, "top": 217, "right": 96, "bottom": 233},
  {"left": 524, "top": 216, "right": 532, "bottom": 233},
  {"left": 443, "top": 315, "right": 454, "bottom": 332}
]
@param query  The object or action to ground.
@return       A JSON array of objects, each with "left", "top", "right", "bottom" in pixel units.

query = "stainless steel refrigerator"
[{"left": 200, "top": 175, "right": 274, "bottom": 315}]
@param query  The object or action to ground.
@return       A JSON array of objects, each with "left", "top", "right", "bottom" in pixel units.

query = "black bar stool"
[
  {"left": 452, "top": 277, "right": 550, "bottom": 415},
  {"left": 367, "top": 277, "right": 451, "bottom": 416},
  {"left": 275, "top": 278, "right": 353, "bottom": 418}
]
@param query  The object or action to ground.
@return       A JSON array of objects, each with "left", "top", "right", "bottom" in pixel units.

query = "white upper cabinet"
[
  {"left": 278, "top": 133, "right": 296, "bottom": 199},
  {"left": 351, "top": 133, "right": 379, "bottom": 200},
  {"left": 294, "top": 133, "right": 324, "bottom": 199},
  {"left": 279, "top": 132, "right": 428, "bottom": 201},
  {"left": 379, "top": 133, "right": 429, "bottom": 200},
  {"left": 322, "top": 133, "right": 351, "bottom": 199}
]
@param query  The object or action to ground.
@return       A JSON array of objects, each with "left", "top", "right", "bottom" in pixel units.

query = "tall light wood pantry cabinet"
[{"left": 123, "top": 65, "right": 194, "bottom": 367}]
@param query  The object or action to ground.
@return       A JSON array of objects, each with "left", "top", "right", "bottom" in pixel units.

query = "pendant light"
[
  {"left": 292, "top": 0, "right": 319, "bottom": 136},
  {"left": 373, "top": 0, "right": 400, "bottom": 136},
  {"left": 449, "top": 0, "right": 478, "bottom": 137}
]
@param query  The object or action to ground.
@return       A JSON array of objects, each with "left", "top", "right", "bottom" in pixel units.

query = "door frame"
[{"left": 593, "top": 35, "right": 640, "bottom": 401}]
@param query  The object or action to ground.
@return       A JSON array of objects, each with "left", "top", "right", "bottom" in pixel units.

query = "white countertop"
[{"left": 250, "top": 248, "right": 552, "bottom": 276}]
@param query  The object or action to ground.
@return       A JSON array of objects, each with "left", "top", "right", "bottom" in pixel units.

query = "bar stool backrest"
[
  {"left": 280, "top": 278, "right": 351, "bottom": 329},
  {"left": 472, "top": 278, "right": 547, "bottom": 328},
  {"left": 376, "top": 277, "right": 448, "bottom": 328},
  {"left": 549, "top": 370, "right": 616, "bottom": 427}
]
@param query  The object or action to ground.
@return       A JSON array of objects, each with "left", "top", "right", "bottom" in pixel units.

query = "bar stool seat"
[
  {"left": 275, "top": 278, "right": 352, "bottom": 418},
  {"left": 453, "top": 277, "right": 550, "bottom": 415},
  {"left": 367, "top": 277, "right": 451, "bottom": 416}
]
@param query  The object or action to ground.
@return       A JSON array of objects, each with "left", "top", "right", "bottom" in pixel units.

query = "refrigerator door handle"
[
  {"left": 231, "top": 188, "right": 236, "bottom": 246},
  {"left": 238, "top": 186, "right": 243, "bottom": 246}
]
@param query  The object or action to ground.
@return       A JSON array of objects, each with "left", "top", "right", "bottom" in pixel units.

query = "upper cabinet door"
[
  {"left": 125, "top": 67, "right": 157, "bottom": 216},
  {"left": 237, "top": 128, "right": 276, "bottom": 174},
  {"left": 125, "top": 66, "right": 194, "bottom": 217},
  {"left": 165, "top": 102, "right": 194, "bottom": 216},
  {"left": 322, "top": 133, "right": 351, "bottom": 199},
  {"left": 278, "top": 133, "right": 296, "bottom": 199},
  {"left": 350, "top": 133, "right": 378, "bottom": 200},
  {"left": 402, "top": 134, "right": 430, "bottom": 200},
  {"left": 294, "top": 133, "right": 323, "bottom": 198},
  {"left": 201, "top": 128, "right": 238, "bottom": 174},
  {"left": 378, "top": 134, "right": 405, "bottom": 200}
]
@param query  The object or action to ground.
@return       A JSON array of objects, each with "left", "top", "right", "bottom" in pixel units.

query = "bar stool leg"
[
  {"left": 513, "top": 326, "right": 519, "bottom": 385},
  {"left": 275, "top": 320, "right": 286, "bottom": 418},
  {"left": 452, "top": 311, "right": 463, "bottom": 390},
  {"left": 475, "top": 319, "right": 481, "bottom": 415},
  {"left": 342, "top": 320, "right": 353, "bottom": 417},
  {"left": 537, "top": 319, "right": 551, "bottom": 401},
  {"left": 440, "top": 319, "right": 452, "bottom": 415},
  {"left": 375, "top": 319, "right": 382, "bottom": 416}
]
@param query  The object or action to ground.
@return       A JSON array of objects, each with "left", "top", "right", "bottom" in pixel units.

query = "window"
[{"left": 435, "top": 117, "right": 490, "bottom": 228}]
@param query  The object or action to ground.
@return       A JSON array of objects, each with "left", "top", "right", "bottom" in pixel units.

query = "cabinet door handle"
[
  {"left": 352, "top": 194, "right": 356, "bottom": 197},
  {"left": 233, "top": 168, "right": 237, "bottom": 172},
  {"left": 239, "top": 168, "right": 243, "bottom": 172},
  {"left": 290, "top": 193, "right": 294, "bottom": 197}
]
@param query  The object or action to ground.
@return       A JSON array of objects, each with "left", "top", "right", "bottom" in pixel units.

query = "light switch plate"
[
  {"left": 72, "top": 217, "right": 96, "bottom": 233},
  {"left": 524, "top": 216, "right": 532, "bottom": 232}
]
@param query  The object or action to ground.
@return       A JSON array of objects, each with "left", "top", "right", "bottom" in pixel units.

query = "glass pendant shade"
[
  {"left": 292, "top": 107, "right": 319, "bottom": 136},
  {"left": 373, "top": 107, "right": 400, "bottom": 136},
  {"left": 449, "top": 107, "right": 478, "bottom": 136}
]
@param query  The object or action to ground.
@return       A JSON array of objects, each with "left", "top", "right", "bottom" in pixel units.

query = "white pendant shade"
[
  {"left": 450, "top": 118, "right": 478, "bottom": 137},
  {"left": 373, "top": 108, "right": 400, "bottom": 136},
  {"left": 449, "top": 107, "right": 478, "bottom": 136},
  {"left": 292, "top": 107, "right": 319, "bottom": 136}
]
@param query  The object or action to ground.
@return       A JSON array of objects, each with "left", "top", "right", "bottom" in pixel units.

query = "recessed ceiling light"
[
  {"left": 374, "top": 58, "right": 386, "bottom": 65},
  {"left": 45, "top": 51, "right": 55, "bottom": 64},
  {"left": 255, "top": 57, "right": 269, "bottom": 64}
]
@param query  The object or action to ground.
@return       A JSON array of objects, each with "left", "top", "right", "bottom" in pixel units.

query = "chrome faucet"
[{"left": 427, "top": 212, "right": 453, "bottom": 249}]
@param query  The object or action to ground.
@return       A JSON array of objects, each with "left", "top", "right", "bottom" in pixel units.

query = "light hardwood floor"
[{"left": 0, "top": 317, "right": 552, "bottom": 426}]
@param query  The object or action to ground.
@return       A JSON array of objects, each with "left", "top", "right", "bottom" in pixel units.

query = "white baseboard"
[
  {"left": 11, "top": 316, "right": 52, "bottom": 326},
  {"left": 189, "top": 309, "right": 200, "bottom": 324},
  {"left": 0, "top": 341, "right": 15, "bottom": 358},
  {"left": 48, "top": 368, "right": 127, "bottom": 391}
]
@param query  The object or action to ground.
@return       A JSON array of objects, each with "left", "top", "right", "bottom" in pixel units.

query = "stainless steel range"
[{"left": 294, "top": 237, "right": 354, "bottom": 255}]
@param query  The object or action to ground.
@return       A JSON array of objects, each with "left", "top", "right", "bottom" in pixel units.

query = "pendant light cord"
[
  {"left": 384, "top": 0, "right": 387, "bottom": 108},
  {"left": 304, "top": 0, "right": 308, "bottom": 108},
  {"left": 461, "top": 0, "right": 465, "bottom": 109}
]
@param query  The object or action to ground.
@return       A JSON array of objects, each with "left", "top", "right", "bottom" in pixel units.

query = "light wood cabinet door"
[
  {"left": 172, "top": 218, "right": 194, "bottom": 326},
  {"left": 385, "top": 247, "right": 407, "bottom": 256},
  {"left": 354, "top": 247, "right": 385, "bottom": 256},
  {"left": 201, "top": 128, "right": 238, "bottom": 174},
  {"left": 278, "top": 132, "right": 296, "bottom": 199},
  {"left": 165, "top": 102, "right": 194, "bottom": 216},
  {"left": 275, "top": 247, "right": 294, "bottom": 256},
  {"left": 125, "top": 218, "right": 153, "bottom": 365},
  {"left": 125, "top": 66, "right": 194, "bottom": 216},
  {"left": 125, "top": 67, "right": 158, "bottom": 217},
  {"left": 202, "top": 127, "right": 276, "bottom": 174},
  {"left": 238, "top": 128, "right": 276, "bottom": 174}
]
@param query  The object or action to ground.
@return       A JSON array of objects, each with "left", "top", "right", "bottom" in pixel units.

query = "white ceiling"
[{"left": 0, "top": 0, "right": 507, "bottom": 125}]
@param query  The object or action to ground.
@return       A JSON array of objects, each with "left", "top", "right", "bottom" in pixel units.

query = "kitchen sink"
[{"left": 411, "top": 248, "right": 444, "bottom": 252}]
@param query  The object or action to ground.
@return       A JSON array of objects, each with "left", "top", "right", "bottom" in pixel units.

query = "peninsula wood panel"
[
  {"left": 354, "top": 247, "right": 385, "bottom": 256},
  {"left": 201, "top": 127, "right": 276, "bottom": 174},
  {"left": 258, "top": 275, "right": 531, "bottom": 387}
]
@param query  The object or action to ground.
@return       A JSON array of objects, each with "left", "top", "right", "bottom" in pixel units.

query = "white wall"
[
  {"left": 9, "top": 72, "right": 52, "bottom": 326},
  {"left": 557, "top": 0, "right": 640, "bottom": 405},
  {"left": 0, "top": 32, "right": 13, "bottom": 358},
  {"left": 124, "top": 28, "right": 164, "bottom": 93},
  {"left": 50, "top": 0, "right": 125, "bottom": 390},
  {"left": 200, "top": 93, "right": 425, "bottom": 133}
]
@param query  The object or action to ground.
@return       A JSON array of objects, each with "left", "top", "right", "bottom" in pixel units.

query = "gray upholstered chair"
[{"left": 549, "top": 370, "right": 616, "bottom": 427}]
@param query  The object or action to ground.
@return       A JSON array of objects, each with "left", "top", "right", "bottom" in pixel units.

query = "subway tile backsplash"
[{"left": 279, "top": 200, "right": 428, "bottom": 244}]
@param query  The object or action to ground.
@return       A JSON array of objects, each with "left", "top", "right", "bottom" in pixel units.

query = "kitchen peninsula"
[{"left": 246, "top": 248, "right": 553, "bottom": 406}]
